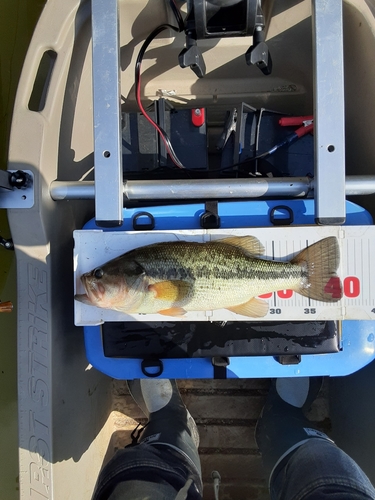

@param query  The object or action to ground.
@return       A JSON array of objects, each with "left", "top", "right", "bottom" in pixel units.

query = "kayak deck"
[{"left": 6, "top": 0, "right": 375, "bottom": 497}]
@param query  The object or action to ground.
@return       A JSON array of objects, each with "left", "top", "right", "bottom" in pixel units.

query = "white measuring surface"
[{"left": 74, "top": 226, "right": 375, "bottom": 326}]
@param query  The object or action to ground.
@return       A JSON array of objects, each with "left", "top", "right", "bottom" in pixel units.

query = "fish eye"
[{"left": 94, "top": 268, "right": 104, "bottom": 279}]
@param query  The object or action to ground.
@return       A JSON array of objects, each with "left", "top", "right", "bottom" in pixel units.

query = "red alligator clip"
[{"left": 279, "top": 115, "right": 314, "bottom": 137}]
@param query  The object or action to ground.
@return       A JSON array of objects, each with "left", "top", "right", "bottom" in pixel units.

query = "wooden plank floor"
[{"left": 111, "top": 378, "right": 330, "bottom": 500}]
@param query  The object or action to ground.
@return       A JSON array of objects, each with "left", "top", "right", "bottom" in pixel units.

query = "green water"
[{"left": 0, "top": 1, "right": 46, "bottom": 498}]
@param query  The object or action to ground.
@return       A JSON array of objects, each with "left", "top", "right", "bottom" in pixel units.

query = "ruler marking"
[
  {"left": 353, "top": 236, "right": 358, "bottom": 306},
  {"left": 369, "top": 238, "right": 372, "bottom": 307},
  {"left": 305, "top": 239, "right": 312, "bottom": 307},
  {"left": 271, "top": 240, "right": 276, "bottom": 308},
  {"left": 361, "top": 239, "right": 365, "bottom": 307}
]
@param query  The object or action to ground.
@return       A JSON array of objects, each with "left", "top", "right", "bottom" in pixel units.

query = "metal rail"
[
  {"left": 50, "top": 176, "right": 375, "bottom": 201},
  {"left": 91, "top": 0, "right": 123, "bottom": 226},
  {"left": 312, "top": 0, "right": 346, "bottom": 224}
]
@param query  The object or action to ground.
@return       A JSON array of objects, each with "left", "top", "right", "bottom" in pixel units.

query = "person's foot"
[
  {"left": 127, "top": 378, "right": 199, "bottom": 448},
  {"left": 255, "top": 377, "right": 332, "bottom": 484},
  {"left": 272, "top": 376, "right": 323, "bottom": 411}
]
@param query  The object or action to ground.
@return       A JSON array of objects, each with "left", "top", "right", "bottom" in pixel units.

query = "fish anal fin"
[
  {"left": 291, "top": 236, "right": 343, "bottom": 302},
  {"left": 227, "top": 297, "right": 269, "bottom": 318},
  {"left": 218, "top": 236, "right": 265, "bottom": 255},
  {"left": 158, "top": 307, "right": 187, "bottom": 317},
  {"left": 148, "top": 280, "right": 190, "bottom": 302}
]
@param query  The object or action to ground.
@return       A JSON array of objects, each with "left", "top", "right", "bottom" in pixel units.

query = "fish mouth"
[{"left": 80, "top": 275, "right": 106, "bottom": 303}]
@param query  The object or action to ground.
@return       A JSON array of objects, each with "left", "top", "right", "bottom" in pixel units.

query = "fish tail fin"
[{"left": 291, "top": 237, "right": 342, "bottom": 302}]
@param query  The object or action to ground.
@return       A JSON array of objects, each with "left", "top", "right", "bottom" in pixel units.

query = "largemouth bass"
[{"left": 75, "top": 236, "right": 342, "bottom": 317}]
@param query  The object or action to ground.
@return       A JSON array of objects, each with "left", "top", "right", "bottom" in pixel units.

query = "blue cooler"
[{"left": 81, "top": 200, "right": 375, "bottom": 379}]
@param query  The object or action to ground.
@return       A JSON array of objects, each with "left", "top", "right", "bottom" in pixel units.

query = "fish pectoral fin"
[
  {"left": 227, "top": 297, "right": 269, "bottom": 317},
  {"left": 218, "top": 236, "right": 265, "bottom": 255},
  {"left": 148, "top": 280, "right": 190, "bottom": 302},
  {"left": 74, "top": 294, "right": 93, "bottom": 306},
  {"left": 158, "top": 307, "right": 187, "bottom": 317}
]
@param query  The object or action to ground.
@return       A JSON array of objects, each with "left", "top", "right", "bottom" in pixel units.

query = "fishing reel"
[{"left": 178, "top": 0, "right": 272, "bottom": 77}]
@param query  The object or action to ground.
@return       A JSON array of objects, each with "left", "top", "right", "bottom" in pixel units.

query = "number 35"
[{"left": 304, "top": 308, "right": 316, "bottom": 314}]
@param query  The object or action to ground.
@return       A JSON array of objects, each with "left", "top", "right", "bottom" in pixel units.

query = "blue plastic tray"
[{"left": 82, "top": 200, "right": 375, "bottom": 379}]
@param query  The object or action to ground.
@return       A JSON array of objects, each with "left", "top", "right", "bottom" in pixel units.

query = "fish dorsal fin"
[
  {"left": 148, "top": 280, "right": 191, "bottom": 302},
  {"left": 227, "top": 297, "right": 269, "bottom": 317},
  {"left": 218, "top": 236, "right": 265, "bottom": 255}
]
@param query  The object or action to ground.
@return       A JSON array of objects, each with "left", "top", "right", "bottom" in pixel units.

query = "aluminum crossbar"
[{"left": 50, "top": 176, "right": 375, "bottom": 201}]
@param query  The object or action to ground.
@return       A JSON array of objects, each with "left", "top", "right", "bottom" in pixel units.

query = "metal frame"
[
  {"left": 80, "top": 0, "right": 347, "bottom": 224},
  {"left": 91, "top": 0, "right": 123, "bottom": 226},
  {"left": 312, "top": 0, "right": 346, "bottom": 224}
]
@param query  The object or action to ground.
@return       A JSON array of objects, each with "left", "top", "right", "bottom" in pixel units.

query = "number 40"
[
  {"left": 259, "top": 276, "right": 361, "bottom": 300},
  {"left": 325, "top": 276, "right": 360, "bottom": 298}
]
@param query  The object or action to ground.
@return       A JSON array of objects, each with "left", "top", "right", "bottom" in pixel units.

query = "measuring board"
[{"left": 74, "top": 225, "right": 375, "bottom": 325}]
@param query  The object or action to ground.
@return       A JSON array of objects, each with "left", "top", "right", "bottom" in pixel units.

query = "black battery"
[
  {"left": 220, "top": 107, "right": 314, "bottom": 177},
  {"left": 122, "top": 99, "right": 208, "bottom": 174}
]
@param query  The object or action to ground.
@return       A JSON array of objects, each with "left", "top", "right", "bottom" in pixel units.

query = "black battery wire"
[
  {"left": 135, "top": 2, "right": 288, "bottom": 175},
  {"left": 135, "top": 2, "right": 187, "bottom": 169}
]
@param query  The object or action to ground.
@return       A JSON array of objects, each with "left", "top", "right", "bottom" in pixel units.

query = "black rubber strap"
[
  {"left": 133, "top": 211, "right": 155, "bottom": 230},
  {"left": 212, "top": 356, "right": 229, "bottom": 379},
  {"left": 200, "top": 201, "right": 220, "bottom": 229},
  {"left": 141, "top": 358, "right": 164, "bottom": 377},
  {"left": 270, "top": 205, "right": 294, "bottom": 226}
]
